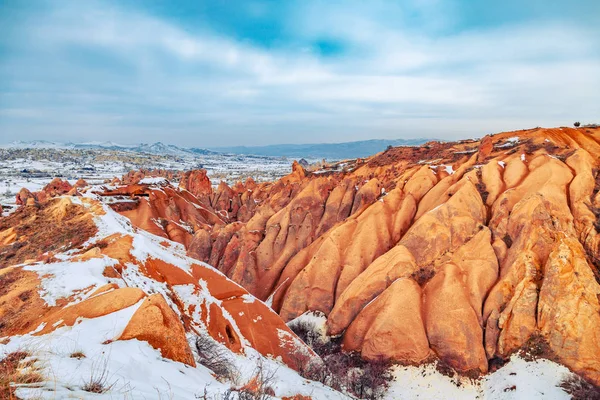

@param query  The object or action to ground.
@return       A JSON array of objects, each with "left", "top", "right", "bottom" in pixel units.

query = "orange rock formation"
[
  {"left": 4, "top": 126, "right": 600, "bottom": 386},
  {"left": 0, "top": 197, "right": 315, "bottom": 371}
]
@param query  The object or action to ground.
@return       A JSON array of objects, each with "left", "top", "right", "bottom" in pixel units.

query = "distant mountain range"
[
  {"left": 210, "top": 138, "right": 431, "bottom": 159},
  {"left": 2, "top": 138, "right": 432, "bottom": 160},
  {"left": 2, "top": 140, "right": 219, "bottom": 157}
]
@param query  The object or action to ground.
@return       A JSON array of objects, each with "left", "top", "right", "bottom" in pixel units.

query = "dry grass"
[
  {"left": 0, "top": 198, "right": 98, "bottom": 268},
  {"left": 0, "top": 351, "right": 43, "bottom": 399},
  {"left": 195, "top": 334, "right": 238, "bottom": 382},
  {"left": 81, "top": 358, "right": 116, "bottom": 394},
  {"left": 559, "top": 374, "right": 600, "bottom": 400},
  {"left": 69, "top": 351, "right": 86, "bottom": 360}
]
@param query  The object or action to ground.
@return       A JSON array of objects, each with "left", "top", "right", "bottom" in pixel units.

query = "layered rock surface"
[
  {"left": 0, "top": 197, "right": 315, "bottom": 372},
  {"left": 5, "top": 126, "right": 600, "bottom": 388}
]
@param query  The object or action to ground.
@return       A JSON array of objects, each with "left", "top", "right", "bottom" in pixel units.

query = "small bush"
[
  {"left": 237, "top": 358, "right": 277, "bottom": 400},
  {"left": 574, "top": 121, "right": 581, "bottom": 128},
  {"left": 195, "top": 359, "right": 276, "bottom": 400},
  {"left": 348, "top": 360, "right": 393, "bottom": 400},
  {"left": 195, "top": 387, "right": 236, "bottom": 400},
  {"left": 82, "top": 358, "right": 116, "bottom": 394},
  {"left": 70, "top": 351, "right": 86, "bottom": 360},
  {"left": 195, "top": 334, "right": 238, "bottom": 382},
  {"left": 1, "top": 351, "right": 43, "bottom": 399},
  {"left": 288, "top": 319, "right": 322, "bottom": 349},
  {"left": 559, "top": 374, "right": 600, "bottom": 400},
  {"left": 411, "top": 267, "right": 435, "bottom": 286}
]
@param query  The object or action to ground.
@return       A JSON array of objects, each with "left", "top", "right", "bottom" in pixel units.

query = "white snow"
[
  {"left": 496, "top": 137, "right": 520, "bottom": 148},
  {"left": 24, "top": 256, "right": 119, "bottom": 307},
  {"left": 385, "top": 355, "right": 573, "bottom": 400},
  {"left": 139, "top": 177, "right": 169, "bottom": 185},
  {"left": 1, "top": 303, "right": 233, "bottom": 400},
  {"left": 242, "top": 294, "right": 255, "bottom": 303},
  {"left": 287, "top": 311, "right": 329, "bottom": 344},
  {"left": 482, "top": 356, "right": 572, "bottom": 399}
]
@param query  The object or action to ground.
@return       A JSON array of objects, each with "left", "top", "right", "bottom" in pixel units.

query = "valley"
[{"left": 2, "top": 126, "right": 600, "bottom": 398}]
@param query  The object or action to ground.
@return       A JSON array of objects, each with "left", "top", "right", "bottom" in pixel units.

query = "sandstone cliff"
[
  {"left": 89, "top": 126, "right": 600, "bottom": 386},
  {"left": 4, "top": 126, "right": 600, "bottom": 391}
]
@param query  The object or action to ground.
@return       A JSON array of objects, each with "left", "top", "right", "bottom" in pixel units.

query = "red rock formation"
[
  {"left": 15, "top": 187, "right": 35, "bottom": 206},
  {"left": 15, "top": 178, "right": 74, "bottom": 205},
  {"left": 0, "top": 197, "right": 315, "bottom": 372},
  {"left": 121, "top": 169, "right": 179, "bottom": 185},
  {"left": 8, "top": 126, "right": 600, "bottom": 386},
  {"left": 179, "top": 169, "right": 212, "bottom": 206},
  {"left": 120, "top": 293, "right": 196, "bottom": 366},
  {"left": 191, "top": 127, "right": 600, "bottom": 384}
]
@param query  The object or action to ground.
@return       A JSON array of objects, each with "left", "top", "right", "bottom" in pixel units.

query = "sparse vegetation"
[
  {"left": 475, "top": 169, "right": 489, "bottom": 204},
  {"left": 0, "top": 198, "right": 98, "bottom": 267},
  {"left": 411, "top": 267, "right": 435, "bottom": 286},
  {"left": 193, "top": 354, "right": 276, "bottom": 400},
  {"left": 70, "top": 351, "right": 86, "bottom": 360},
  {"left": 236, "top": 359, "right": 277, "bottom": 400},
  {"left": 559, "top": 374, "right": 600, "bottom": 400},
  {"left": 502, "top": 234, "right": 513, "bottom": 248},
  {"left": 195, "top": 334, "right": 239, "bottom": 382},
  {"left": 0, "top": 351, "right": 43, "bottom": 399},
  {"left": 519, "top": 334, "right": 557, "bottom": 362},
  {"left": 288, "top": 321, "right": 393, "bottom": 399},
  {"left": 82, "top": 358, "right": 117, "bottom": 394},
  {"left": 574, "top": 121, "right": 581, "bottom": 127}
]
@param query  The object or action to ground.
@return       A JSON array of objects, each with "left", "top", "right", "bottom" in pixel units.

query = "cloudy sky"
[{"left": 0, "top": 0, "right": 598, "bottom": 146}]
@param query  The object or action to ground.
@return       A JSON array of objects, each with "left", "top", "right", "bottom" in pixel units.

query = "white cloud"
[{"left": 0, "top": 0, "right": 599, "bottom": 146}]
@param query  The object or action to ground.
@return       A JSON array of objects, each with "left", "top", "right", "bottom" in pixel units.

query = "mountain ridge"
[
  {"left": 209, "top": 138, "right": 433, "bottom": 159},
  {"left": 2, "top": 138, "right": 433, "bottom": 160}
]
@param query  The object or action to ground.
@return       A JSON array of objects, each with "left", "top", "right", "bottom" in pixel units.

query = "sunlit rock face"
[
  {"left": 5, "top": 126, "right": 600, "bottom": 386},
  {"left": 0, "top": 197, "right": 316, "bottom": 372}
]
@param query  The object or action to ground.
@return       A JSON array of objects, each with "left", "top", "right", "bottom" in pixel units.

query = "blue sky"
[{"left": 0, "top": 0, "right": 599, "bottom": 146}]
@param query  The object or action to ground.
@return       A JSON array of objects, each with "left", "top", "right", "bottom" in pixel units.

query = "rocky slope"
[
  {"left": 2, "top": 126, "right": 600, "bottom": 397},
  {"left": 88, "top": 126, "right": 600, "bottom": 388},
  {"left": 0, "top": 196, "right": 342, "bottom": 399}
]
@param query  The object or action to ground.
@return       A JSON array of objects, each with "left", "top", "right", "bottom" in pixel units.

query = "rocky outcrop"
[
  {"left": 179, "top": 169, "right": 212, "bottom": 205},
  {"left": 120, "top": 293, "right": 196, "bottom": 366},
  {"left": 15, "top": 178, "right": 76, "bottom": 205},
  {"left": 121, "top": 169, "right": 179, "bottom": 185},
  {"left": 0, "top": 197, "right": 315, "bottom": 372},
  {"left": 343, "top": 278, "right": 430, "bottom": 363},
  {"left": 8, "top": 126, "right": 600, "bottom": 386}
]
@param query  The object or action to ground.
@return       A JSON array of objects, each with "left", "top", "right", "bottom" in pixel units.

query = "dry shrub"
[
  {"left": 82, "top": 358, "right": 116, "bottom": 394},
  {"left": 475, "top": 168, "right": 489, "bottom": 204},
  {"left": 559, "top": 374, "right": 600, "bottom": 400},
  {"left": 195, "top": 334, "right": 238, "bottom": 382},
  {"left": 519, "top": 334, "right": 557, "bottom": 362},
  {"left": 70, "top": 351, "right": 86, "bottom": 360},
  {"left": 288, "top": 322, "right": 392, "bottom": 399},
  {"left": 0, "top": 199, "right": 98, "bottom": 267},
  {"left": 237, "top": 359, "right": 277, "bottom": 400},
  {"left": 0, "top": 351, "right": 43, "bottom": 399}
]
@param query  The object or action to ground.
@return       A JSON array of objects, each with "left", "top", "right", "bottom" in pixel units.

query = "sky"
[{"left": 0, "top": 0, "right": 599, "bottom": 147}]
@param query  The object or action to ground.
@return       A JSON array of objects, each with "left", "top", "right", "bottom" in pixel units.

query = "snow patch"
[
  {"left": 385, "top": 355, "right": 572, "bottom": 399},
  {"left": 24, "top": 256, "right": 119, "bottom": 307},
  {"left": 139, "top": 177, "right": 169, "bottom": 185}
]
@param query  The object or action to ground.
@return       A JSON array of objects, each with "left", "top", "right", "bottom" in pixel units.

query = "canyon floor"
[{"left": 2, "top": 126, "right": 600, "bottom": 399}]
